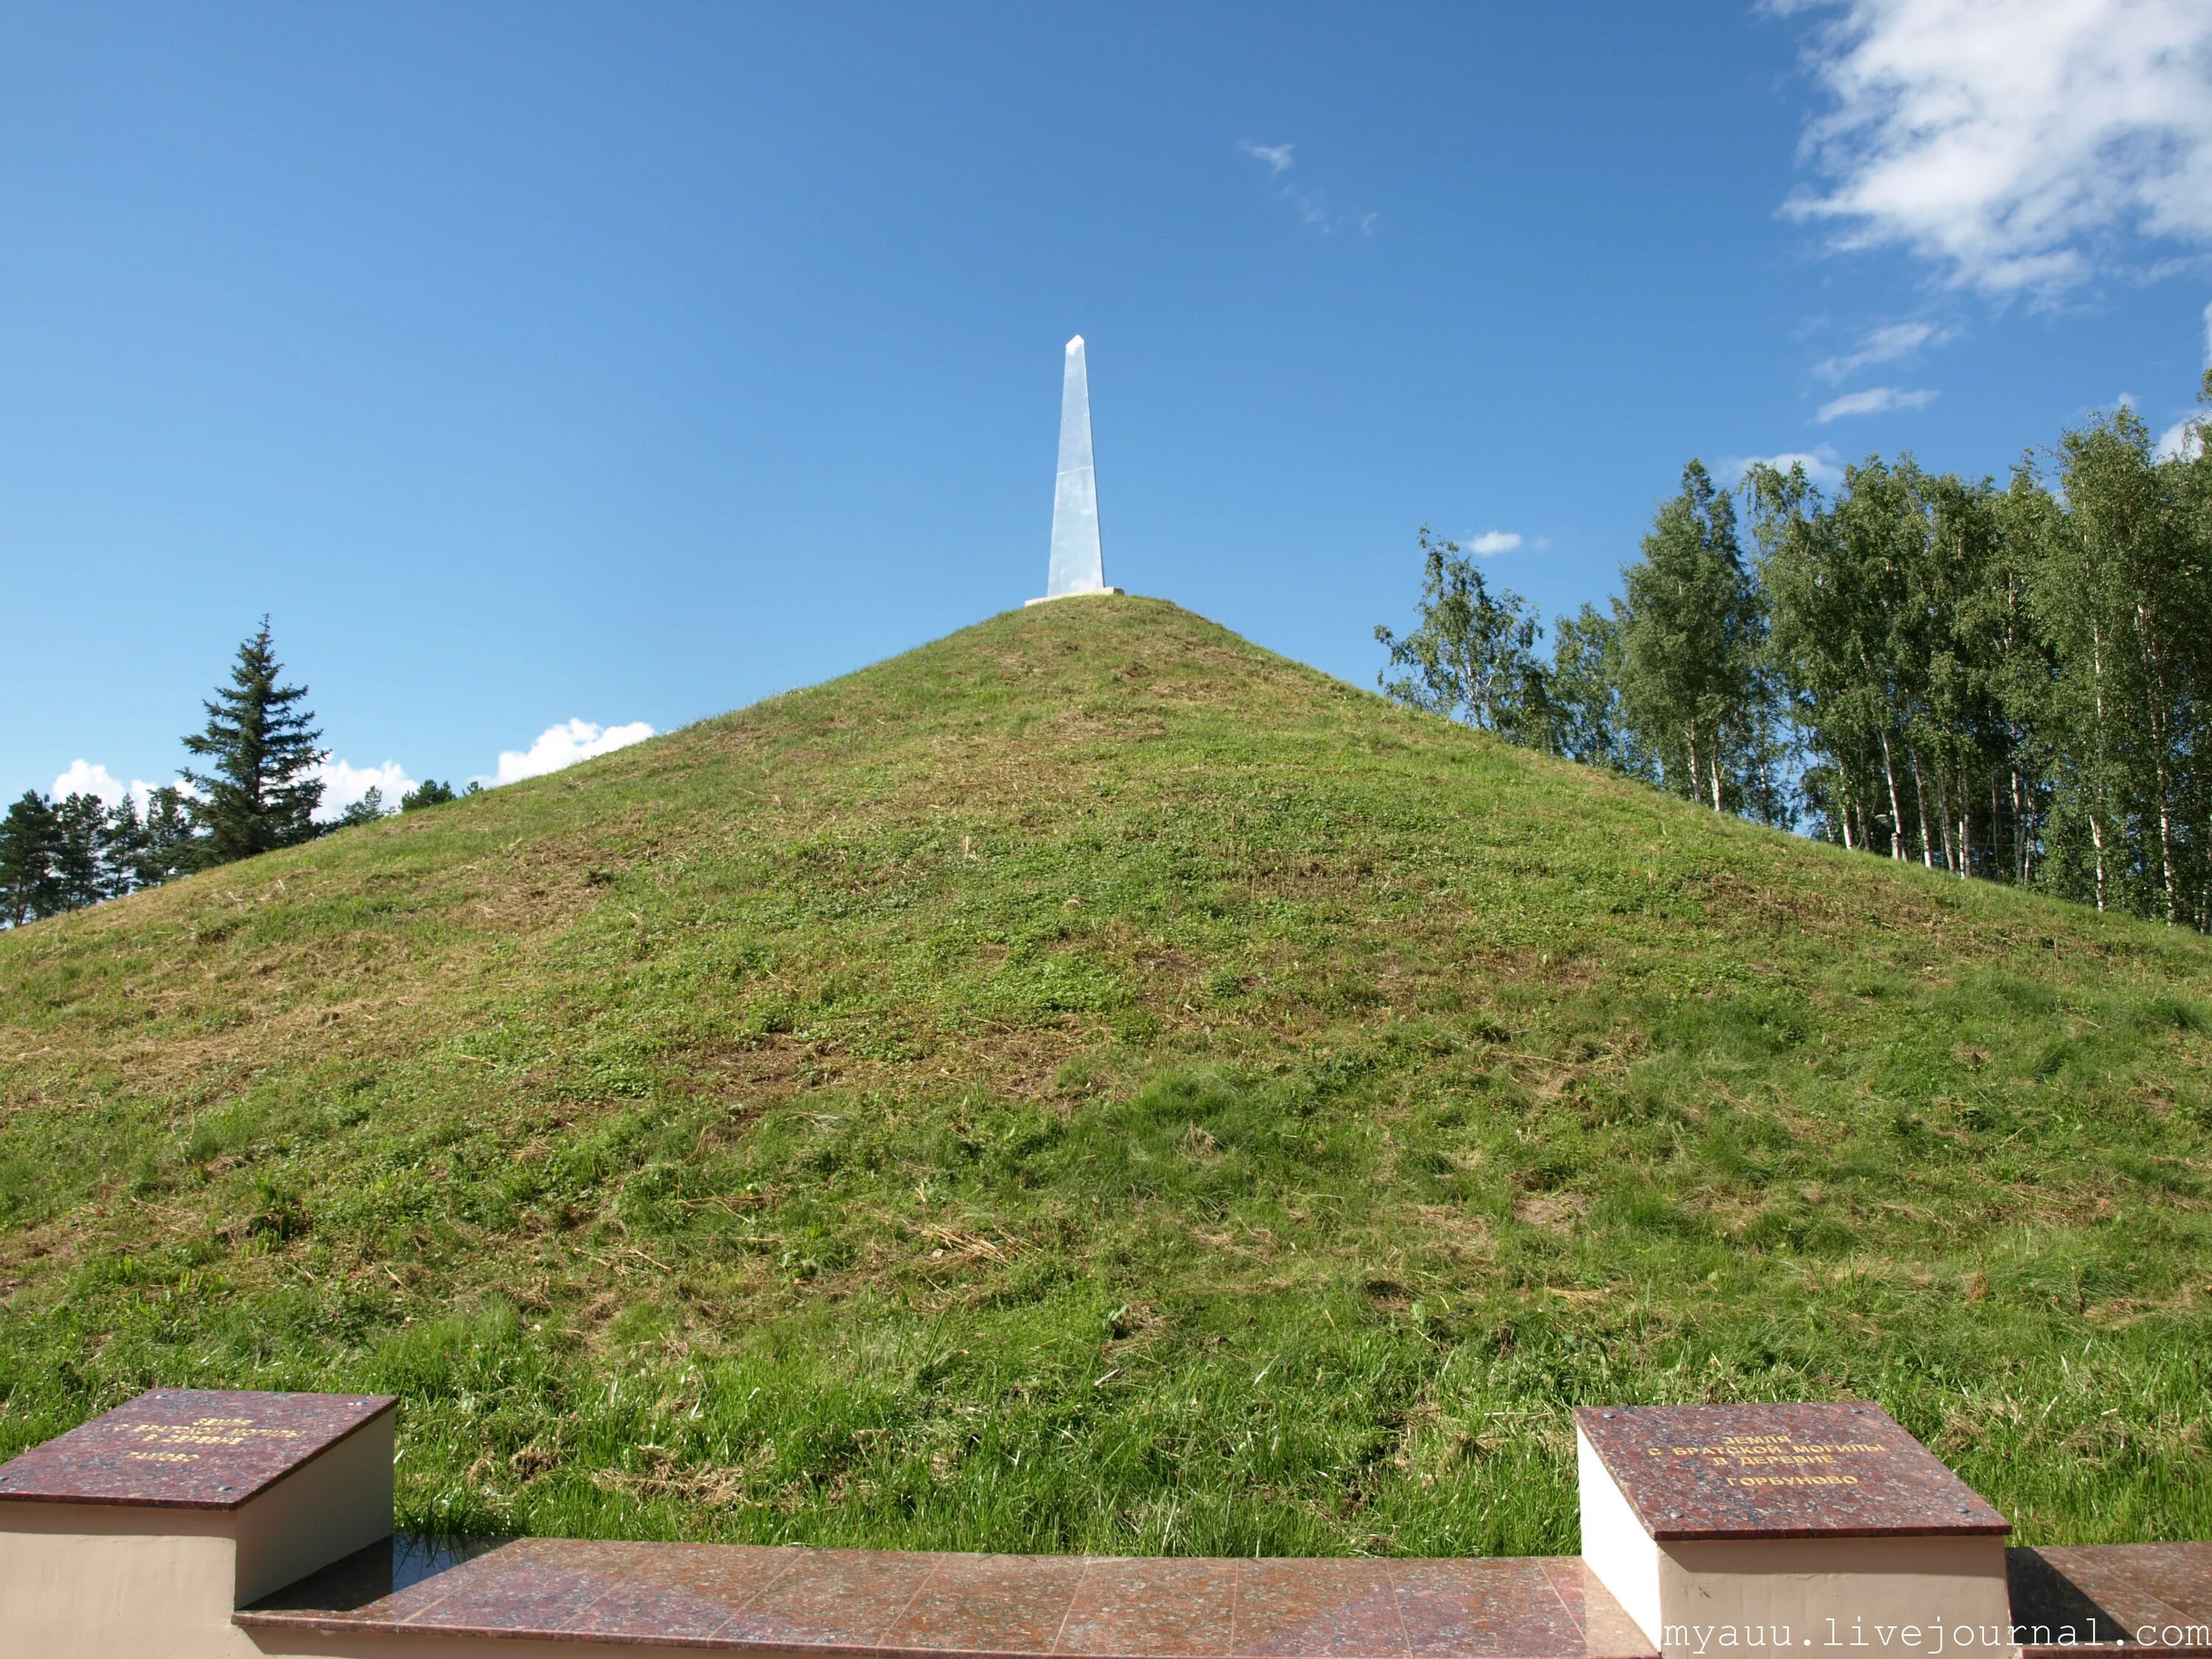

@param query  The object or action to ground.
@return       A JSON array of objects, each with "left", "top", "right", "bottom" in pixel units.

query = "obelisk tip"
[{"left": 1066, "top": 334, "right": 1083, "bottom": 351}]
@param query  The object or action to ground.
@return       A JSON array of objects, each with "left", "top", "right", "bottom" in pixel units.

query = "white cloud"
[
  {"left": 49, "top": 760, "right": 181, "bottom": 815},
  {"left": 49, "top": 754, "right": 411, "bottom": 821},
  {"left": 486, "top": 719, "right": 654, "bottom": 787},
  {"left": 313, "top": 758, "right": 417, "bottom": 821},
  {"left": 1812, "top": 319, "right": 1951, "bottom": 380},
  {"left": 1716, "top": 447, "right": 1848, "bottom": 489},
  {"left": 1466, "top": 529, "right": 1524, "bottom": 555},
  {"left": 1785, "top": 0, "right": 2212, "bottom": 295},
  {"left": 2157, "top": 413, "right": 2206, "bottom": 459},
  {"left": 1816, "top": 384, "right": 1939, "bottom": 421},
  {"left": 1237, "top": 140, "right": 1295, "bottom": 176},
  {"left": 52, "top": 759, "right": 127, "bottom": 807}
]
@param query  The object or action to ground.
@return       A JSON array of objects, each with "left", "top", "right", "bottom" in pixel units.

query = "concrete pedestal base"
[{"left": 1025, "top": 588, "right": 1124, "bottom": 605}]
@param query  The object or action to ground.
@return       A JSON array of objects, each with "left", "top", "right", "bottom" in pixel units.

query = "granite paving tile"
[
  {"left": 565, "top": 1543, "right": 806, "bottom": 1644},
  {"left": 715, "top": 1546, "right": 945, "bottom": 1648},
  {"left": 1055, "top": 1557, "right": 1239, "bottom": 1658},
  {"left": 1537, "top": 1559, "right": 1655, "bottom": 1658},
  {"left": 393, "top": 1537, "right": 643, "bottom": 1638},
  {"left": 2006, "top": 1548, "right": 2135, "bottom": 1649},
  {"left": 1232, "top": 1559, "right": 1406, "bottom": 1658},
  {"left": 1388, "top": 1559, "right": 1585, "bottom": 1658},
  {"left": 1575, "top": 1402, "right": 2008, "bottom": 1540},
  {"left": 0, "top": 1388, "right": 395, "bottom": 1509},
  {"left": 2056, "top": 1544, "right": 2212, "bottom": 1628},
  {"left": 882, "top": 1551, "right": 1089, "bottom": 1654},
  {"left": 239, "top": 1534, "right": 507, "bottom": 1626},
  {"left": 243, "top": 1540, "right": 2212, "bottom": 1658},
  {"left": 2014, "top": 1545, "right": 2212, "bottom": 1652}
]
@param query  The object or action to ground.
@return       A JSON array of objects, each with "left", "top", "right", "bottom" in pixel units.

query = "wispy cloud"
[
  {"left": 1816, "top": 385, "right": 1938, "bottom": 422},
  {"left": 1236, "top": 139, "right": 1374, "bottom": 236},
  {"left": 484, "top": 719, "right": 654, "bottom": 787},
  {"left": 1783, "top": 0, "right": 2212, "bottom": 296},
  {"left": 1812, "top": 320, "right": 1952, "bottom": 382},
  {"left": 1237, "top": 140, "right": 1295, "bottom": 176},
  {"left": 1466, "top": 530, "right": 1523, "bottom": 555},
  {"left": 1715, "top": 445, "right": 1846, "bottom": 488}
]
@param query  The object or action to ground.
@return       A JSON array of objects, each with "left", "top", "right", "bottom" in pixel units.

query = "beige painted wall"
[
  {"left": 1656, "top": 1534, "right": 2011, "bottom": 1659},
  {"left": 233, "top": 1413, "right": 393, "bottom": 1606},
  {"left": 0, "top": 1503, "right": 257, "bottom": 1659}
]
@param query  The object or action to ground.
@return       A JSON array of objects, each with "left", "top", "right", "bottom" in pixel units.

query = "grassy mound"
[{"left": 2, "top": 597, "right": 2208, "bottom": 1554}]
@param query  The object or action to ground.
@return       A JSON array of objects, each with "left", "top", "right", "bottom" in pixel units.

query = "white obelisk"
[{"left": 1032, "top": 335, "right": 1121, "bottom": 603}]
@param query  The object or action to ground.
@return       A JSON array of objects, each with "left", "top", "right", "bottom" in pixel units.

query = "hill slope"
[{"left": 2, "top": 597, "right": 2208, "bottom": 1554}]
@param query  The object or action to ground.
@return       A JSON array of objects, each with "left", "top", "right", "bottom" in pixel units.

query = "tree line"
[
  {"left": 1377, "top": 393, "right": 2212, "bottom": 931},
  {"left": 2, "top": 622, "right": 466, "bottom": 926}
]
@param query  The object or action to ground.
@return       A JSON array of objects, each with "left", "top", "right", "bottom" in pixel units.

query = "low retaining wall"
[{"left": 1, "top": 1390, "right": 2207, "bottom": 1659}]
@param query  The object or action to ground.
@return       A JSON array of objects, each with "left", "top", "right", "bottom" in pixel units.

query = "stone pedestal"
[
  {"left": 0, "top": 1388, "right": 396, "bottom": 1658},
  {"left": 1576, "top": 1402, "right": 2012, "bottom": 1659}
]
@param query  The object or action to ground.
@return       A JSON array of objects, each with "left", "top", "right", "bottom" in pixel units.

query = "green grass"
[{"left": 2, "top": 597, "right": 2208, "bottom": 1556}]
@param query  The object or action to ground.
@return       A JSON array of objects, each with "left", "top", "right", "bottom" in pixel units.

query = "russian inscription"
[
  {"left": 1576, "top": 1402, "right": 2007, "bottom": 1540},
  {"left": 0, "top": 1389, "right": 394, "bottom": 1509}
]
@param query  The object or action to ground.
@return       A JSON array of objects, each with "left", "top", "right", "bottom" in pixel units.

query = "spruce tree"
[{"left": 181, "top": 620, "right": 327, "bottom": 866}]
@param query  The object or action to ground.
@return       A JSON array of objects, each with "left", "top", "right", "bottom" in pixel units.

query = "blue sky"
[{"left": 6, "top": 2, "right": 2211, "bottom": 812}]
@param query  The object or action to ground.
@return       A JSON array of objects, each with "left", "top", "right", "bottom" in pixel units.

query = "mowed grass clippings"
[{"left": 1, "top": 597, "right": 2208, "bottom": 1557}]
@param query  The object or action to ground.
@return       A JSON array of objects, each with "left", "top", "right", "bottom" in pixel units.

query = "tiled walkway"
[
  {"left": 239, "top": 1539, "right": 1653, "bottom": 1655},
  {"left": 236, "top": 1534, "right": 2212, "bottom": 1657}
]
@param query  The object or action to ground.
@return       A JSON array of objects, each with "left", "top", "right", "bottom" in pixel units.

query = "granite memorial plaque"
[
  {"left": 0, "top": 1388, "right": 397, "bottom": 1658},
  {"left": 1576, "top": 1403, "right": 2012, "bottom": 1659}
]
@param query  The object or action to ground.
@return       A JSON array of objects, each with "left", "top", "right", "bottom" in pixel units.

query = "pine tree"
[
  {"left": 100, "top": 796, "right": 150, "bottom": 898},
  {"left": 334, "top": 787, "right": 387, "bottom": 828},
  {"left": 401, "top": 779, "right": 459, "bottom": 811},
  {"left": 49, "top": 793, "right": 109, "bottom": 911},
  {"left": 181, "top": 620, "right": 327, "bottom": 867},
  {"left": 132, "top": 786, "right": 200, "bottom": 888},
  {"left": 0, "top": 793, "right": 61, "bottom": 925}
]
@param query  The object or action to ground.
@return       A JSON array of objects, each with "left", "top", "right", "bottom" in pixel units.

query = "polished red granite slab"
[
  {"left": 237, "top": 1537, "right": 1659, "bottom": 1656},
  {"left": 1575, "top": 1402, "right": 2008, "bottom": 1541},
  {"left": 0, "top": 1388, "right": 396, "bottom": 1509},
  {"left": 2009, "top": 1545, "right": 2212, "bottom": 1655},
  {"left": 234, "top": 1535, "right": 2212, "bottom": 1656}
]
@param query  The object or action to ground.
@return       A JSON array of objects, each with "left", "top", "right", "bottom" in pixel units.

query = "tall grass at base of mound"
[{"left": 1, "top": 598, "right": 2208, "bottom": 1554}]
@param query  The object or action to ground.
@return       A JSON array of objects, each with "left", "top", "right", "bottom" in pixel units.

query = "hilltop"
[{"left": 1, "top": 597, "right": 2208, "bottom": 1554}]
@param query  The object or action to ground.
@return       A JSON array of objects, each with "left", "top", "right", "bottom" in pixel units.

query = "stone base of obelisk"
[{"left": 1026, "top": 588, "right": 1124, "bottom": 606}]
